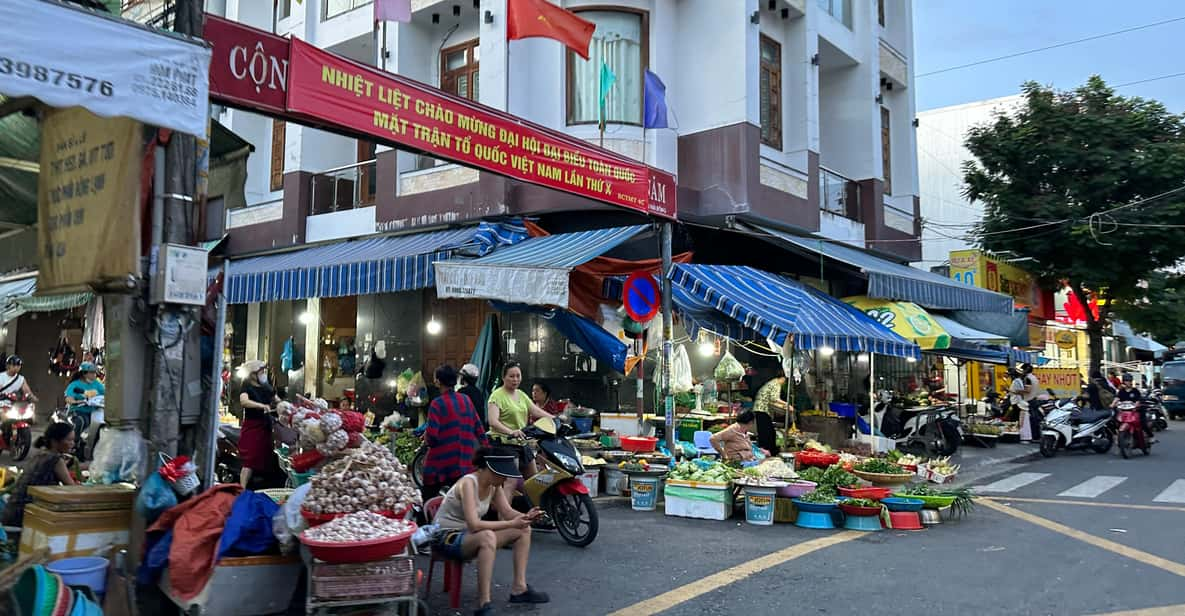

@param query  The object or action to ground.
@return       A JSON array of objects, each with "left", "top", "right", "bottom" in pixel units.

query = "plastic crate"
[{"left": 663, "top": 480, "right": 733, "bottom": 521}]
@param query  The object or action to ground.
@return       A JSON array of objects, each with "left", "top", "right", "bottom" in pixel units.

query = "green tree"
[
  {"left": 1111, "top": 272, "right": 1185, "bottom": 345},
  {"left": 963, "top": 77, "right": 1185, "bottom": 374}
]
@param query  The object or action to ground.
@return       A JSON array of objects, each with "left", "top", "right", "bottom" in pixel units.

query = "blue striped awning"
[
  {"left": 434, "top": 226, "right": 649, "bottom": 307},
  {"left": 670, "top": 264, "right": 921, "bottom": 360},
  {"left": 749, "top": 223, "right": 1015, "bottom": 314},
  {"left": 225, "top": 227, "right": 478, "bottom": 304}
]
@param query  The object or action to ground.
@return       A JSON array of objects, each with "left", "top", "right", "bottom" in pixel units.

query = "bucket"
[
  {"left": 630, "top": 476, "right": 661, "bottom": 511},
  {"left": 744, "top": 487, "right": 777, "bottom": 526},
  {"left": 578, "top": 469, "right": 600, "bottom": 498},
  {"left": 603, "top": 468, "right": 628, "bottom": 496},
  {"left": 46, "top": 557, "right": 108, "bottom": 597},
  {"left": 572, "top": 417, "right": 594, "bottom": 433}
]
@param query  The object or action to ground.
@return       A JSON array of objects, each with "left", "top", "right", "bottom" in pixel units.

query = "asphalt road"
[{"left": 420, "top": 425, "right": 1185, "bottom": 616}]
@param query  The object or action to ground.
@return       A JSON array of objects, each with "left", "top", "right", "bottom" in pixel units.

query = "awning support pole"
[{"left": 661, "top": 222, "right": 675, "bottom": 461}]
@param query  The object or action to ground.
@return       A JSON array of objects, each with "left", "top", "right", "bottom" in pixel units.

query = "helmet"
[
  {"left": 80, "top": 361, "right": 98, "bottom": 374},
  {"left": 1122, "top": 373, "right": 1134, "bottom": 383},
  {"left": 460, "top": 363, "right": 480, "bottom": 380},
  {"left": 5, "top": 355, "right": 20, "bottom": 366}
]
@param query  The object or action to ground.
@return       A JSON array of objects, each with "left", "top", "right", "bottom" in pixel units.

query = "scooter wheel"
[
  {"left": 546, "top": 492, "right": 598, "bottom": 548},
  {"left": 1118, "top": 431, "right": 1131, "bottom": 459},
  {"left": 1040, "top": 435, "right": 1057, "bottom": 458},
  {"left": 11, "top": 427, "right": 30, "bottom": 461}
]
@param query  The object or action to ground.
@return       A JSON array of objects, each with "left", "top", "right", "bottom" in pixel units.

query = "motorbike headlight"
[{"left": 554, "top": 452, "right": 582, "bottom": 474}]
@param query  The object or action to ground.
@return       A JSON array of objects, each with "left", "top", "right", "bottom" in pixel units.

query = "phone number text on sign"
[{"left": 0, "top": 55, "right": 114, "bottom": 97}]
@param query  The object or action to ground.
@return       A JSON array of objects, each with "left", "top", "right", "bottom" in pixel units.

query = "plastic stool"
[
  {"left": 425, "top": 555, "right": 464, "bottom": 609},
  {"left": 794, "top": 511, "right": 835, "bottom": 530},
  {"left": 843, "top": 513, "right": 882, "bottom": 532},
  {"left": 887, "top": 511, "right": 924, "bottom": 531}
]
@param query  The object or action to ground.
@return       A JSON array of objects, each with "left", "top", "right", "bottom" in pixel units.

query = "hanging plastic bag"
[
  {"left": 89, "top": 426, "right": 147, "bottom": 484},
  {"left": 671, "top": 344, "right": 693, "bottom": 393},
  {"left": 714, "top": 350, "right": 744, "bottom": 382},
  {"left": 135, "top": 472, "right": 178, "bottom": 524}
]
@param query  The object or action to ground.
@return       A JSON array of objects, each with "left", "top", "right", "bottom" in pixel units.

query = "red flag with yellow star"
[{"left": 507, "top": 0, "right": 596, "bottom": 60}]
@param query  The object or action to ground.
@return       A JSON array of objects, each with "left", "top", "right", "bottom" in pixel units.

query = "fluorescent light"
[
  {"left": 906, "top": 356, "right": 918, "bottom": 363},
  {"left": 426, "top": 318, "right": 442, "bottom": 335},
  {"left": 698, "top": 341, "right": 715, "bottom": 357},
  {"left": 298, "top": 311, "right": 314, "bottom": 325},
  {"left": 818, "top": 345, "right": 835, "bottom": 357}
]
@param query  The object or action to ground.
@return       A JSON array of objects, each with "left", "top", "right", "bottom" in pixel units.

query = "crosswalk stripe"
[
  {"left": 1057, "top": 475, "right": 1127, "bottom": 498},
  {"left": 1153, "top": 479, "right": 1185, "bottom": 503},
  {"left": 977, "top": 472, "right": 1051, "bottom": 493}
]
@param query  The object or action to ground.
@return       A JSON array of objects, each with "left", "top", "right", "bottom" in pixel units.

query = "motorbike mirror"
[{"left": 532, "top": 416, "right": 557, "bottom": 435}]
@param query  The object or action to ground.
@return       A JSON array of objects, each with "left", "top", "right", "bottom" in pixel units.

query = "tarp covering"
[
  {"left": 1111, "top": 320, "right": 1168, "bottom": 353},
  {"left": 668, "top": 264, "right": 920, "bottom": 360},
  {"left": 931, "top": 314, "right": 1010, "bottom": 346},
  {"left": 948, "top": 308, "right": 1031, "bottom": 348},
  {"left": 748, "top": 223, "right": 1015, "bottom": 313},
  {"left": 491, "top": 302, "right": 629, "bottom": 373}
]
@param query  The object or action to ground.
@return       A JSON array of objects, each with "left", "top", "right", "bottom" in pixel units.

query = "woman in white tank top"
[{"left": 430, "top": 446, "right": 551, "bottom": 615}]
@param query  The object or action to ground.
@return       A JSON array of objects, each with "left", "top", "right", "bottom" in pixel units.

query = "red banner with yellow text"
[{"left": 284, "top": 38, "right": 675, "bottom": 218}]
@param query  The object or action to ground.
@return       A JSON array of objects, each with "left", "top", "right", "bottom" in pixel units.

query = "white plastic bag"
[
  {"left": 283, "top": 482, "right": 313, "bottom": 536},
  {"left": 671, "top": 344, "right": 693, "bottom": 393},
  {"left": 88, "top": 426, "right": 147, "bottom": 484}
]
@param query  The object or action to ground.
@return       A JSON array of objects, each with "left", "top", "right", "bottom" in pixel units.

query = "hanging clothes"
[{"left": 81, "top": 297, "right": 105, "bottom": 353}]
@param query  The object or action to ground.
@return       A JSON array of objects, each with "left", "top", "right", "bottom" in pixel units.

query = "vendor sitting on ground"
[
  {"left": 2, "top": 422, "right": 77, "bottom": 526},
  {"left": 710, "top": 411, "right": 768, "bottom": 462},
  {"left": 432, "top": 446, "right": 550, "bottom": 615}
]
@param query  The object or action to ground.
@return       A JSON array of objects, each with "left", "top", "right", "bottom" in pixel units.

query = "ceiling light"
[
  {"left": 818, "top": 345, "right": 835, "bottom": 357},
  {"left": 426, "top": 318, "right": 443, "bottom": 335},
  {"left": 698, "top": 341, "right": 715, "bottom": 357},
  {"left": 298, "top": 311, "right": 314, "bottom": 325}
]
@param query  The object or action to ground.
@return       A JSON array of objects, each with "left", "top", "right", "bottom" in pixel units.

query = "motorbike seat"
[{"left": 1070, "top": 408, "right": 1111, "bottom": 425}]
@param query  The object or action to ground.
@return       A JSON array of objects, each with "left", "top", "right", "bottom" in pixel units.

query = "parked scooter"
[
  {"left": 1116, "top": 401, "right": 1152, "bottom": 458},
  {"left": 1039, "top": 397, "right": 1113, "bottom": 458},
  {"left": 873, "top": 391, "right": 962, "bottom": 456},
  {"left": 1144, "top": 391, "right": 1169, "bottom": 432},
  {"left": 518, "top": 417, "right": 599, "bottom": 548},
  {"left": 0, "top": 392, "right": 34, "bottom": 461}
]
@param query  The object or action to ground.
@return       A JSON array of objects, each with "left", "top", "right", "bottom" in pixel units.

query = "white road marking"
[
  {"left": 1057, "top": 475, "right": 1127, "bottom": 499},
  {"left": 1153, "top": 479, "right": 1185, "bottom": 503},
  {"left": 976, "top": 472, "right": 1051, "bottom": 493}
]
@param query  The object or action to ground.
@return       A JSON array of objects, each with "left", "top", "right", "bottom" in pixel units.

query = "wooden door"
[{"left": 421, "top": 297, "right": 492, "bottom": 374}]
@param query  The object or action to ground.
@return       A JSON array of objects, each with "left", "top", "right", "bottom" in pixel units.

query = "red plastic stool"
[{"left": 425, "top": 553, "right": 465, "bottom": 609}]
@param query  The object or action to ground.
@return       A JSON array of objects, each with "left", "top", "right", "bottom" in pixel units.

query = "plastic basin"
[
  {"left": 890, "top": 493, "right": 956, "bottom": 509},
  {"left": 621, "top": 436, "right": 658, "bottom": 452},
  {"left": 300, "top": 523, "right": 417, "bottom": 564},
  {"left": 881, "top": 497, "right": 925, "bottom": 512},
  {"left": 776, "top": 480, "right": 817, "bottom": 498},
  {"left": 795, "top": 450, "right": 840, "bottom": 467},
  {"left": 838, "top": 502, "right": 883, "bottom": 517},
  {"left": 47, "top": 557, "right": 108, "bottom": 597},
  {"left": 790, "top": 499, "right": 838, "bottom": 513},
  {"left": 572, "top": 417, "right": 594, "bottom": 433},
  {"left": 838, "top": 486, "right": 892, "bottom": 501},
  {"left": 301, "top": 506, "right": 409, "bottom": 527}
]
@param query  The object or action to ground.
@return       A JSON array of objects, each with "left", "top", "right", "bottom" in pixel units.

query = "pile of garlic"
[
  {"left": 303, "top": 510, "right": 414, "bottom": 543},
  {"left": 303, "top": 441, "right": 422, "bottom": 515}
]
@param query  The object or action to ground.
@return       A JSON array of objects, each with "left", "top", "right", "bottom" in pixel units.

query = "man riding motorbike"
[
  {"left": 0, "top": 356, "right": 38, "bottom": 403},
  {"left": 1113, "top": 373, "right": 1154, "bottom": 444}
]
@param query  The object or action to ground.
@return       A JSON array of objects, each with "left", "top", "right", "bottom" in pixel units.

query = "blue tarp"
[
  {"left": 492, "top": 302, "right": 629, "bottom": 373},
  {"left": 669, "top": 264, "right": 920, "bottom": 360},
  {"left": 217, "top": 491, "right": 280, "bottom": 559}
]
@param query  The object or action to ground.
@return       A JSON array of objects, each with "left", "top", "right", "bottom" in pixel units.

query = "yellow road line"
[
  {"left": 988, "top": 496, "right": 1185, "bottom": 512},
  {"left": 1090, "top": 603, "right": 1185, "bottom": 615},
  {"left": 606, "top": 531, "right": 863, "bottom": 616},
  {"left": 980, "top": 498, "right": 1185, "bottom": 578}
]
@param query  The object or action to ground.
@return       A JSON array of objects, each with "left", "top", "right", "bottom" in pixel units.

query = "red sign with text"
[
  {"left": 284, "top": 38, "right": 676, "bottom": 218},
  {"left": 203, "top": 15, "right": 290, "bottom": 115}
]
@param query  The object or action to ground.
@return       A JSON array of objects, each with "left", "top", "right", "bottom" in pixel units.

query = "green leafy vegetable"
[
  {"left": 842, "top": 498, "right": 880, "bottom": 508},
  {"left": 854, "top": 459, "right": 907, "bottom": 474},
  {"left": 799, "top": 487, "right": 838, "bottom": 503}
]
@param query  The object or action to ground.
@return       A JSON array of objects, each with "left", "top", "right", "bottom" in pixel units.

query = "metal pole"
[
  {"left": 660, "top": 222, "right": 674, "bottom": 460},
  {"left": 869, "top": 353, "right": 876, "bottom": 454},
  {"left": 202, "top": 263, "right": 229, "bottom": 487},
  {"left": 635, "top": 338, "right": 644, "bottom": 434}
]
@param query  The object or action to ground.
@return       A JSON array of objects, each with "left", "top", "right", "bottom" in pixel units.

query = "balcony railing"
[
  {"left": 310, "top": 160, "right": 377, "bottom": 215},
  {"left": 820, "top": 167, "right": 860, "bottom": 221},
  {"left": 884, "top": 202, "right": 916, "bottom": 234}
]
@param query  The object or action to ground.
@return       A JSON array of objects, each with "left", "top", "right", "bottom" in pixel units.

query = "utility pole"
[{"left": 660, "top": 222, "right": 674, "bottom": 461}]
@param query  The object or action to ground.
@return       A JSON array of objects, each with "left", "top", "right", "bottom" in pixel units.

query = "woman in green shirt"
[{"left": 487, "top": 362, "right": 551, "bottom": 477}]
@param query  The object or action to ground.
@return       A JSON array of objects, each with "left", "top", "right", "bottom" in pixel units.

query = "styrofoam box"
[
  {"left": 663, "top": 480, "right": 733, "bottom": 521},
  {"left": 579, "top": 469, "right": 600, "bottom": 498},
  {"left": 599, "top": 414, "right": 652, "bottom": 437}
]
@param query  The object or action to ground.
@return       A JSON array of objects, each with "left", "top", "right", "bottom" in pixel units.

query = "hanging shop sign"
[
  {"left": 992, "top": 366, "right": 1080, "bottom": 399},
  {"left": 1054, "top": 330, "right": 1078, "bottom": 351},
  {"left": 284, "top": 38, "right": 676, "bottom": 218},
  {"left": 435, "top": 265, "right": 571, "bottom": 307},
  {"left": 0, "top": 0, "right": 210, "bottom": 137},
  {"left": 37, "top": 107, "right": 142, "bottom": 293},
  {"left": 202, "top": 14, "right": 289, "bottom": 115},
  {"left": 949, "top": 250, "right": 1053, "bottom": 319}
]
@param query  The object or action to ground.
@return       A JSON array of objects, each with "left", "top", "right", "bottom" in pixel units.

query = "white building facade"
[
  {"left": 915, "top": 94, "right": 1022, "bottom": 267},
  {"left": 201, "top": 0, "right": 921, "bottom": 260}
]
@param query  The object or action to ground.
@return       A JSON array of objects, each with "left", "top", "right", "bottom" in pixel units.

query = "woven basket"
[{"left": 311, "top": 556, "right": 416, "bottom": 600}]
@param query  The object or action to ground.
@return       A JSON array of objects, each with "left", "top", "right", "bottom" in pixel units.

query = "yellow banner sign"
[
  {"left": 37, "top": 107, "right": 142, "bottom": 293},
  {"left": 993, "top": 366, "right": 1081, "bottom": 398}
]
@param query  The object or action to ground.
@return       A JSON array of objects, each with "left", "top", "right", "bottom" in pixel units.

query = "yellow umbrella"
[{"left": 843, "top": 296, "right": 951, "bottom": 351}]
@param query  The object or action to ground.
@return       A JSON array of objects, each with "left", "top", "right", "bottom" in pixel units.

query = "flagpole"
[{"left": 505, "top": 39, "right": 511, "bottom": 113}]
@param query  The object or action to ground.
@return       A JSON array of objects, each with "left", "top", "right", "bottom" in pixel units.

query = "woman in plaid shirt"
[{"left": 422, "top": 364, "right": 488, "bottom": 501}]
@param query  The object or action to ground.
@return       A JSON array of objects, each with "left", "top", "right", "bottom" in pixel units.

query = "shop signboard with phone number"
[{"left": 0, "top": 0, "right": 210, "bottom": 137}]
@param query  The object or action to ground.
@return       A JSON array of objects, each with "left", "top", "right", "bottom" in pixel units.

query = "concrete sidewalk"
[{"left": 948, "top": 439, "right": 1041, "bottom": 487}]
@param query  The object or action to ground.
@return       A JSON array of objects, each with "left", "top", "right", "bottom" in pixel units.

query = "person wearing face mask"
[
  {"left": 64, "top": 361, "right": 104, "bottom": 458},
  {"left": 237, "top": 360, "right": 279, "bottom": 487}
]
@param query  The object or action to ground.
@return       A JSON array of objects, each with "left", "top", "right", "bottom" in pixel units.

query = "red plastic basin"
[
  {"left": 301, "top": 505, "right": 411, "bottom": 527},
  {"left": 300, "top": 523, "right": 417, "bottom": 563},
  {"left": 621, "top": 436, "right": 658, "bottom": 452},
  {"left": 838, "top": 486, "right": 893, "bottom": 501}
]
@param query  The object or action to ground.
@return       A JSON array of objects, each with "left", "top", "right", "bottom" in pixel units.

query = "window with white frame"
[{"left": 567, "top": 10, "right": 646, "bottom": 125}]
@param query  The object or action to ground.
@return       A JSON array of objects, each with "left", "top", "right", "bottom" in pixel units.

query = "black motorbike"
[
  {"left": 0, "top": 392, "right": 34, "bottom": 461},
  {"left": 873, "top": 391, "right": 962, "bottom": 456},
  {"left": 215, "top": 423, "right": 287, "bottom": 488}
]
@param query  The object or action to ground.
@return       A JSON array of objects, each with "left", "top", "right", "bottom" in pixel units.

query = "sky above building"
[{"left": 915, "top": 0, "right": 1184, "bottom": 113}]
